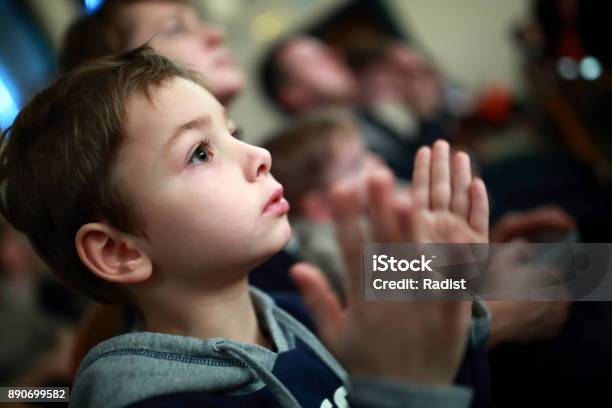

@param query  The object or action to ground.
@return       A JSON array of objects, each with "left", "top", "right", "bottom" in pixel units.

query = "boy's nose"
[{"left": 245, "top": 144, "right": 272, "bottom": 182}]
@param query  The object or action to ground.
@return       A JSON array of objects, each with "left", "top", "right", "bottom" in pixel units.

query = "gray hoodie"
[{"left": 71, "top": 287, "right": 482, "bottom": 407}]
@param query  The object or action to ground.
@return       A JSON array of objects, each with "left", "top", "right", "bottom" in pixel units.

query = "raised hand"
[
  {"left": 408, "top": 140, "right": 489, "bottom": 244},
  {"left": 291, "top": 140, "right": 488, "bottom": 384}
]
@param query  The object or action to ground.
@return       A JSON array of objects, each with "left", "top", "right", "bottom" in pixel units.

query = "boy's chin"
[
  {"left": 269, "top": 221, "right": 292, "bottom": 254},
  {"left": 252, "top": 222, "right": 292, "bottom": 267}
]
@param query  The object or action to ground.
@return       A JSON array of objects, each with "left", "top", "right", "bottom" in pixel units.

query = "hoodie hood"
[{"left": 71, "top": 287, "right": 347, "bottom": 408}]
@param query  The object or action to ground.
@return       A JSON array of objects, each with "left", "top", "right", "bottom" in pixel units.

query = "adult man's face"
[{"left": 277, "top": 37, "right": 359, "bottom": 111}]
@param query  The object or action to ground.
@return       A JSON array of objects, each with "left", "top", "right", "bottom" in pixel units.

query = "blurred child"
[
  {"left": 0, "top": 46, "right": 490, "bottom": 407},
  {"left": 264, "top": 112, "right": 388, "bottom": 296},
  {"left": 266, "top": 113, "right": 494, "bottom": 407}
]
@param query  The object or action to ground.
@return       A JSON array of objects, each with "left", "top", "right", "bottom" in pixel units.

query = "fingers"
[
  {"left": 469, "top": 177, "right": 489, "bottom": 239},
  {"left": 290, "top": 262, "right": 345, "bottom": 341},
  {"left": 531, "top": 206, "right": 576, "bottom": 230},
  {"left": 450, "top": 151, "right": 472, "bottom": 219},
  {"left": 431, "top": 140, "right": 451, "bottom": 210},
  {"left": 367, "top": 168, "right": 401, "bottom": 242},
  {"left": 415, "top": 141, "right": 467, "bottom": 213},
  {"left": 329, "top": 181, "right": 366, "bottom": 298},
  {"left": 412, "top": 140, "right": 488, "bottom": 241},
  {"left": 412, "top": 146, "right": 431, "bottom": 209},
  {"left": 395, "top": 187, "right": 415, "bottom": 236}
]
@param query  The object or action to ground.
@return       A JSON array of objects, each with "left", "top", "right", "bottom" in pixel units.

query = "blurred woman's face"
[{"left": 122, "top": 1, "right": 245, "bottom": 106}]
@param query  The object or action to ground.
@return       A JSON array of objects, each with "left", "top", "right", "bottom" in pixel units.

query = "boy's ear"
[
  {"left": 299, "top": 191, "right": 332, "bottom": 222},
  {"left": 75, "top": 223, "right": 152, "bottom": 284}
]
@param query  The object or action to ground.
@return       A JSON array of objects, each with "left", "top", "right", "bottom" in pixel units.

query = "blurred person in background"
[
  {"left": 264, "top": 111, "right": 389, "bottom": 298},
  {"left": 0, "top": 308, "right": 75, "bottom": 389},
  {"left": 60, "top": 0, "right": 244, "bottom": 106},
  {"left": 1, "top": 217, "right": 86, "bottom": 323},
  {"left": 1, "top": 218, "right": 44, "bottom": 312},
  {"left": 350, "top": 41, "right": 445, "bottom": 120},
  {"left": 0, "top": 218, "right": 78, "bottom": 389},
  {"left": 258, "top": 30, "right": 612, "bottom": 247},
  {"left": 260, "top": 35, "right": 453, "bottom": 180}
]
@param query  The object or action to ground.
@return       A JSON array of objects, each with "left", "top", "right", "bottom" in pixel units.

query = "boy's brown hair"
[
  {"left": 60, "top": 0, "right": 188, "bottom": 72},
  {"left": 0, "top": 45, "right": 206, "bottom": 303},
  {"left": 263, "top": 112, "right": 358, "bottom": 216}
]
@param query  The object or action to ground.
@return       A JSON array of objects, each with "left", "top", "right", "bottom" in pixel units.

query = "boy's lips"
[{"left": 263, "top": 185, "right": 290, "bottom": 215}]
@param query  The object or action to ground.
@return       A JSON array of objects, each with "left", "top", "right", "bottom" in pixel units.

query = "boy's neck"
[{"left": 137, "top": 277, "right": 273, "bottom": 349}]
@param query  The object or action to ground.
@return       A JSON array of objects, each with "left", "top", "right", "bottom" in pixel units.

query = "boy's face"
[
  {"left": 114, "top": 77, "right": 290, "bottom": 284},
  {"left": 122, "top": 1, "right": 244, "bottom": 105}
]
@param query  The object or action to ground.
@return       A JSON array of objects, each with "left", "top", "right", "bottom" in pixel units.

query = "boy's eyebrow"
[{"left": 165, "top": 114, "right": 211, "bottom": 151}]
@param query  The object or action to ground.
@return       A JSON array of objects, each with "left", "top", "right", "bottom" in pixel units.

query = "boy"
[
  {"left": 61, "top": 0, "right": 309, "bottom": 296},
  {"left": 0, "top": 46, "right": 489, "bottom": 407}
]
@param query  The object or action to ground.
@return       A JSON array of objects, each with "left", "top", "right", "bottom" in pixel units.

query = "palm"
[
  {"left": 411, "top": 209, "right": 487, "bottom": 244},
  {"left": 409, "top": 141, "right": 489, "bottom": 244}
]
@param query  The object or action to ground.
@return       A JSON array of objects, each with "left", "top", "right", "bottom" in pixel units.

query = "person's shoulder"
[{"left": 71, "top": 332, "right": 242, "bottom": 408}]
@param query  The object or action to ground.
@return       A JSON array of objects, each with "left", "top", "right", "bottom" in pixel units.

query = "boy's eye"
[{"left": 189, "top": 142, "right": 213, "bottom": 165}]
